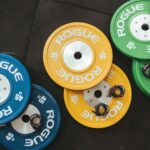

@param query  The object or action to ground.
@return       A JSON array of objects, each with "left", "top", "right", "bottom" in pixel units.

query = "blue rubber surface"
[
  {"left": 0, "top": 54, "right": 31, "bottom": 125},
  {"left": 0, "top": 84, "right": 61, "bottom": 150}
]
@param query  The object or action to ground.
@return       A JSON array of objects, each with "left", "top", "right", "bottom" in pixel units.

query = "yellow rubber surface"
[
  {"left": 43, "top": 22, "right": 112, "bottom": 90},
  {"left": 64, "top": 64, "right": 132, "bottom": 128}
]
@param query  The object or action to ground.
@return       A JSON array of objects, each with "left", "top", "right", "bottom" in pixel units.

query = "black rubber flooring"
[{"left": 0, "top": 0, "right": 150, "bottom": 150}]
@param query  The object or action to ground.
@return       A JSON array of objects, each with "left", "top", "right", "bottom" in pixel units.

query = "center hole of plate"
[
  {"left": 22, "top": 115, "right": 30, "bottom": 123},
  {"left": 74, "top": 51, "right": 82, "bottom": 59},
  {"left": 94, "top": 90, "right": 102, "bottom": 98},
  {"left": 141, "top": 23, "right": 149, "bottom": 31}
]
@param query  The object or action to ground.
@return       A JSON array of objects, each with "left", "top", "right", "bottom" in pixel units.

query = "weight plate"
[
  {"left": 132, "top": 59, "right": 150, "bottom": 96},
  {"left": 64, "top": 64, "right": 132, "bottom": 128},
  {"left": 110, "top": 0, "right": 150, "bottom": 59},
  {"left": 0, "top": 84, "right": 61, "bottom": 150},
  {"left": 43, "top": 22, "right": 113, "bottom": 90},
  {"left": 0, "top": 54, "right": 31, "bottom": 125}
]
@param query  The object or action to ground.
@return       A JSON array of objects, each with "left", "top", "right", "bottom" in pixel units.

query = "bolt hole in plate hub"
[
  {"left": 22, "top": 115, "right": 30, "bottom": 123},
  {"left": 43, "top": 22, "right": 113, "bottom": 90},
  {"left": 64, "top": 64, "right": 132, "bottom": 128},
  {"left": 110, "top": 0, "right": 150, "bottom": 59},
  {"left": 0, "top": 84, "right": 61, "bottom": 150},
  {"left": 0, "top": 54, "right": 31, "bottom": 125},
  {"left": 132, "top": 59, "right": 150, "bottom": 96}
]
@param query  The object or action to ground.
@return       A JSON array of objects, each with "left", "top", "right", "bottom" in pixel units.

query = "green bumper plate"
[
  {"left": 110, "top": 0, "right": 150, "bottom": 59},
  {"left": 132, "top": 59, "right": 150, "bottom": 96}
]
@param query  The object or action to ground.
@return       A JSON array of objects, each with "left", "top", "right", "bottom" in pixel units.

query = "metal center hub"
[
  {"left": 11, "top": 104, "right": 41, "bottom": 134},
  {"left": 130, "top": 14, "right": 150, "bottom": 42},
  {"left": 0, "top": 74, "right": 11, "bottom": 104},
  {"left": 63, "top": 41, "right": 94, "bottom": 71},
  {"left": 84, "top": 81, "right": 112, "bottom": 108}
]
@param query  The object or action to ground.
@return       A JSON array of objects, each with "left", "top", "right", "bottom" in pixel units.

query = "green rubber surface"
[
  {"left": 110, "top": 0, "right": 150, "bottom": 59},
  {"left": 132, "top": 59, "right": 150, "bottom": 96}
]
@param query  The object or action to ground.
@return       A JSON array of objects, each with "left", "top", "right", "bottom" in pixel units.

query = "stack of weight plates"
[
  {"left": 0, "top": 54, "right": 61, "bottom": 150},
  {"left": 43, "top": 22, "right": 132, "bottom": 128},
  {"left": 110, "top": 0, "right": 150, "bottom": 96}
]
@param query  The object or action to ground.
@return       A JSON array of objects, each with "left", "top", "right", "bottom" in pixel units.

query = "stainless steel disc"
[
  {"left": 11, "top": 104, "right": 41, "bottom": 134},
  {"left": 84, "top": 81, "right": 112, "bottom": 107},
  {"left": 0, "top": 74, "right": 11, "bottom": 104},
  {"left": 130, "top": 14, "right": 150, "bottom": 42},
  {"left": 63, "top": 41, "right": 94, "bottom": 71}
]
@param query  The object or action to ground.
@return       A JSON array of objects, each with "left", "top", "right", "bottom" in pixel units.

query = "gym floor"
[{"left": 0, "top": 0, "right": 150, "bottom": 150}]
